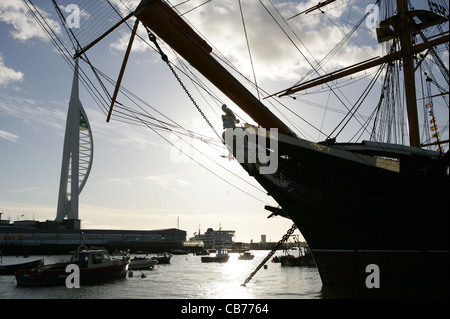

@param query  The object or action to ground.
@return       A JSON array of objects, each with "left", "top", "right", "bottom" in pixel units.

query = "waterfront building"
[{"left": 0, "top": 222, "right": 193, "bottom": 255}]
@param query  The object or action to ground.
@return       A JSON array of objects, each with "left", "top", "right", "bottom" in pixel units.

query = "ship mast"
[
  {"left": 276, "top": 0, "right": 448, "bottom": 147},
  {"left": 396, "top": 0, "right": 420, "bottom": 147}
]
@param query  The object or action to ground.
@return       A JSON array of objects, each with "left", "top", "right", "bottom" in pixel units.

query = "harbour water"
[{"left": 0, "top": 250, "right": 322, "bottom": 299}]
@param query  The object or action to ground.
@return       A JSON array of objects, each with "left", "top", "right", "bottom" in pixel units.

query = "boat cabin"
[{"left": 70, "top": 246, "right": 114, "bottom": 269}]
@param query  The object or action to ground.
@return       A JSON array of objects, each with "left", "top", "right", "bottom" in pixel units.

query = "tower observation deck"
[{"left": 55, "top": 59, "right": 93, "bottom": 229}]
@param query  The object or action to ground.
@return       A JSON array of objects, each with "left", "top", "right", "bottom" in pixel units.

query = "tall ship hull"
[{"left": 237, "top": 133, "right": 449, "bottom": 295}]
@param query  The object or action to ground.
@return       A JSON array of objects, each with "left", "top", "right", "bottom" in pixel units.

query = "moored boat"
[
  {"left": 194, "top": 249, "right": 210, "bottom": 256},
  {"left": 201, "top": 248, "right": 230, "bottom": 263},
  {"left": 279, "top": 254, "right": 316, "bottom": 267},
  {"left": 129, "top": 256, "right": 158, "bottom": 270},
  {"left": 0, "top": 258, "right": 44, "bottom": 276},
  {"left": 238, "top": 251, "right": 255, "bottom": 260},
  {"left": 111, "top": 249, "right": 130, "bottom": 259},
  {"left": 151, "top": 252, "right": 172, "bottom": 264},
  {"left": 15, "top": 245, "right": 129, "bottom": 286},
  {"left": 170, "top": 249, "right": 189, "bottom": 255}
]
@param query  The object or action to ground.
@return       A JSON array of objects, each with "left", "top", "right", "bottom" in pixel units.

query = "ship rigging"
[
  {"left": 22, "top": 0, "right": 448, "bottom": 297},
  {"left": 23, "top": 0, "right": 449, "bottom": 151}
]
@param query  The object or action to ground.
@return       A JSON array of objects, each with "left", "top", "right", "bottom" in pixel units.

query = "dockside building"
[{"left": 0, "top": 219, "right": 203, "bottom": 255}]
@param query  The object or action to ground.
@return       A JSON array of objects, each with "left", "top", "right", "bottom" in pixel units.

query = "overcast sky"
[{"left": 1, "top": 0, "right": 447, "bottom": 243}]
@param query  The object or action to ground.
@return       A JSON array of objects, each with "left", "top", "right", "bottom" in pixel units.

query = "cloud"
[
  {"left": 0, "top": 1, "right": 60, "bottom": 86},
  {"left": 0, "top": 82, "right": 164, "bottom": 154},
  {"left": 0, "top": 0, "right": 61, "bottom": 42},
  {"left": 161, "top": 0, "right": 380, "bottom": 82},
  {"left": 104, "top": 174, "right": 191, "bottom": 198},
  {"left": 0, "top": 129, "right": 19, "bottom": 143},
  {"left": 7, "top": 186, "right": 52, "bottom": 198},
  {"left": 0, "top": 53, "right": 24, "bottom": 87},
  {"left": 0, "top": 92, "right": 66, "bottom": 131},
  {"left": 108, "top": 0, "right": 140, "bottom": 17},
  {"left": 109, "top": 23, "right": 153, "bottom": 54},
  {"left": 52, "top": 0, "right": 380, "bottom": 84}
]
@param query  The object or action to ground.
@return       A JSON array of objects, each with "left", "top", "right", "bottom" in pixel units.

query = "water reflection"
[
  {"left": 0, "top": 251, "right": 323, "bottom": 299},
  {"left": 199, "top": 254, "right": 257, "bottom": 299}
]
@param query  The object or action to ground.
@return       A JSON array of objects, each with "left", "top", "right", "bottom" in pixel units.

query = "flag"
[
  {"left": 430, "top": 125, "right": 438, "bottom": 131},
  {"left": 432, "top": 132, "right": 440, "bottom": 139},
  {"left": 428, "top": 109, "right": 434, "bottom": 116},
  {"left": 426, "top": 102, "right": 433, "bottom": 108},
  {"left": 430, "top": 118, "right": 436, "bottom": 124}
]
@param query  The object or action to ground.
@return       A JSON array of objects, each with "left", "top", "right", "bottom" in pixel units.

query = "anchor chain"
[
  {"left": 241, "top": 223, "right": 297, "bottom": 287},
  {"left": 146, "top": 28, "right": 223, "bottom": 143}
]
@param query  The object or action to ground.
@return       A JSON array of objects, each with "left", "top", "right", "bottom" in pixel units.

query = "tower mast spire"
[{"left": 55, "top": 59, "right": 93, "bottom": 229}]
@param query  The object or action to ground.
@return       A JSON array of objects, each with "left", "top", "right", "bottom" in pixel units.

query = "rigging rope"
[
  {"left": 23, "top": 1, "right": 275, "bottom": 206},
  {"left": 262, "top": 0, "right": 374, "bottom": 140},
  {"left": 331, "top": 62, "right": 386, "bottom": 141},
  {"left": 238, "top": 0, "right": 262, "bottom": 103},
  {"left": 145, "top": 27, "right": 223, "bottom": 143},
  {"left": 82, "top": 63, "right": 271, "bottom": 196}
]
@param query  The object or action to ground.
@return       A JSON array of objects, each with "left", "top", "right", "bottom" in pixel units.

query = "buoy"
[{"left": 264, "top": 265, "right": 268, "bottom": 269}]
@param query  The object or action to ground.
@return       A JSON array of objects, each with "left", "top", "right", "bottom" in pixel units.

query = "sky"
[{"left": 0, "top": 0, "right": 448, "bottom": 244}]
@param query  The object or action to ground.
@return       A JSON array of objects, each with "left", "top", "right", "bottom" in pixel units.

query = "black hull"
[
  {"left": 15, "top": 258, "right": 130, "bottom": 286},
  {"left": 0, "top": 259, "right": 44, "bottom": 276},
  {"left": 201, "top": 256, "right": 230, "bottom": 263},
  {"left": 237, "top": 133, "right": 449, "bottom": 297},
  {"left": 315, "top": 250, "right": 449, "bottom": 298}
]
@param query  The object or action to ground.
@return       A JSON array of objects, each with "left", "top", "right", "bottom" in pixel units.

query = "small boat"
[
  {"left": 201, "top": 248, "right": 229, "bottom": 263},
  {"left": 238, "top": 251, "right": 255, "bottom": 260},
  {"left": 171, "top": 249, "right": 189, "bottom": 255},
  {"left": 279, "top": 248, "right": 316, "bottom": 267},
  {"left": 279, "top": 255, "right": 315, "bottom": 267},
  {"left": 195, "top": 249, "right": 210, "bottom": 256},
  {"left": 129, "top": 256, "right": 158, "bottom": 270},
  {"left": 0, "top": 258, "right": 44, "bottom": 276},
  {"left": 280, "top": 255, "right": 299, "bottom": 267},
  {"left": 15, "top": 245, "right": 129, "bottom": 286},
  {"left": 151, "top": 252, "right": 172, "bottom": 264},
  {"left": 111, "top": 249, "right": 130, "bottom": 259}
]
